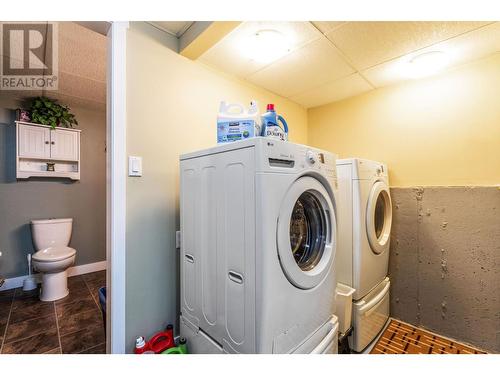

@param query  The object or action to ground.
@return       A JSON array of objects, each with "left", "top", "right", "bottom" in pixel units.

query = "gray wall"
[
  {"left": 0, "top": 98, "right": 106, "bottom": 279},
  {"left": 125, "top": 23, "right": 179, "bottom": 353},
  {"left": 389, "top": 187, "right": 500, "bottom": 353}
]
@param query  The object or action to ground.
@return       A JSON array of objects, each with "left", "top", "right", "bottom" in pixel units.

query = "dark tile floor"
[{"left": 0, "top": 270, "right": 106, "bottom": 354}]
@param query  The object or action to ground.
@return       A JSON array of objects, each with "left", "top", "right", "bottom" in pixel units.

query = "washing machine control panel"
[
  {"left": 260, "top": 140, "right": 337, "bottom": 183},
  {"left": 304, "top": 149, "right": 336, "bottom": 180},
  {"left": 306, "top": 150, "right": 316, "bottom": 164}
]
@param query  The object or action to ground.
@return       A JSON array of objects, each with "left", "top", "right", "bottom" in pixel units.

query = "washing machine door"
[
  {"left": 366, "top": 180, "right": 392, "bottom": 254},
  {"left": 277, "top": 176, "right": 336, "bottom": 290}
]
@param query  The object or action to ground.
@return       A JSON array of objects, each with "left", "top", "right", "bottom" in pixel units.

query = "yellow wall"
[
  {"left": 125, "top": 22, "right": 307, "bottom": 352},
  {"left": 308, "top": 53, "right": 500, "bottom": 187}
]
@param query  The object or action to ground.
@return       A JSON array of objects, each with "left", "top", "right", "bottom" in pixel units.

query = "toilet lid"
[{"left": 32, "top": 246, "right": 76, "bottom": 262}]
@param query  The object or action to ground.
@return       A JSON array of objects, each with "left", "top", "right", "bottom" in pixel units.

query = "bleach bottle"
[
  {"left": 261, "top": 104, "right": 288, "bottom": 141},
  {"left": 217, "top": 100, "right": 261, "bottom": 143}
]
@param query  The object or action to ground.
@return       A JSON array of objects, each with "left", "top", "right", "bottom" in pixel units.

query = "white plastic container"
[
  {"left": 217, "top": 100, "right": 261, "bottom": 143},
  {"left": 335, "top": 283, "right": 355, "bottom": 334}
]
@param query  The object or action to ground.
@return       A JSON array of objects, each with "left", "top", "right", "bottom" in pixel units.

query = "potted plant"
[{"left": 28, "top": 96, "right": 78, "bottom": 129}]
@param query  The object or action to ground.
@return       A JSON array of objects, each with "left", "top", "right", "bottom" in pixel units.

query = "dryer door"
[
  {"left": 366, "top": 181, "right": 392, "bottom": 254},
  {"left": 277, "top": 176, "right": 336, "bottom": 290}
]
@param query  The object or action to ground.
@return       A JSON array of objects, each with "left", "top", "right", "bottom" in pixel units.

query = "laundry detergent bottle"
[{"left": 261, "top": 104, "right": 288, "bottom": 141}]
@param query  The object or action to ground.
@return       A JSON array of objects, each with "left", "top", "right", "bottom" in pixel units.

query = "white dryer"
[
  {"left": 179, "top": 138, "right": 339, "bottom": 353},
  {"left": 336, "top": 158, "right": 392, "bottom": 352}
]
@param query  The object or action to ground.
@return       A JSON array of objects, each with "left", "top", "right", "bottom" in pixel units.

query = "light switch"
[{"left": 128, "top": 156, "right": 142, "bottom": 177}]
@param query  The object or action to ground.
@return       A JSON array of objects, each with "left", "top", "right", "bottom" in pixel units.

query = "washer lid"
[
  {"left": 32, "top": 246, "right": 76, "bottom": 262},
  {"left": 277, "top": 176, "right": 336, "bottom": 290},
  {"left": 366, "top": 180, "right": 392, "bottom": 254}
]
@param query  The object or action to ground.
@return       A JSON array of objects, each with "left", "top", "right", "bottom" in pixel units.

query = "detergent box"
[
  {"left": 217, "top": 120, "right": 257, "bottom": 143},
  {"left": 217, "top": 101, "right": 261, "bottom": 143}
]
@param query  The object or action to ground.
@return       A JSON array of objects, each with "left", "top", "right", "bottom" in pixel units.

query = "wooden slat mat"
[{"left": 370, "top": 319, "right": 487, "bottom": 354}]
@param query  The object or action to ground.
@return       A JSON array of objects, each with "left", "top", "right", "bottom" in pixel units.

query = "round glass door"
[
  {"left": 366, "top": 181, "right": 392, "bottom": 254},
  {"left": 289, "top": 192, "right": 327, "bottom": 271},
  {"left": 277, "top": 176, "right": 335, "bottom": 289}
]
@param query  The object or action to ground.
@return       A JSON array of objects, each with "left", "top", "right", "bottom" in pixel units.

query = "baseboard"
[
  {"left": 0, "top": 260, "right": 107, "bottom": 291},
  {"left": 67, "top": 260, "right": 107, "bottom": 277}
]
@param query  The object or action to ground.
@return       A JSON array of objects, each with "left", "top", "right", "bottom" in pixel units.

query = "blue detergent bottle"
[{"left": 261, "top": 104, "right": 288, "bottom": 141}]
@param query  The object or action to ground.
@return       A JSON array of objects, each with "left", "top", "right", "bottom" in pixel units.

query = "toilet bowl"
[{"left": 30, "top": 218, "right": 76, "bottom": 301}]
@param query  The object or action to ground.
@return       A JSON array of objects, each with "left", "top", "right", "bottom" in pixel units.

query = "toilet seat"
[{"left": 33, "top": 246, "right": 76, "bottom": 262}]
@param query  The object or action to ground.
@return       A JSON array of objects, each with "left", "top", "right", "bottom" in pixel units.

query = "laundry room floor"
[
  {"left": 370, "top": 319, "right": 487, "bottom": 354},
  {"left": 0, "top": 271, "right": 106, "bottom": 354}
]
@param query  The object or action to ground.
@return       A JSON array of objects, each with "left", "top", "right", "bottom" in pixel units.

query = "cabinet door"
[
  {"left": 50, "top": 129, "right": 79, "bottom": 161},
  {"left": 18, "top": 124, "right": 51, "bottom": 159}
]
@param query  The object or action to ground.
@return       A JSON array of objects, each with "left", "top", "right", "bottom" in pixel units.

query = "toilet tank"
[{"left": 31, "top": 218, "right": 73, "bottom": 250}]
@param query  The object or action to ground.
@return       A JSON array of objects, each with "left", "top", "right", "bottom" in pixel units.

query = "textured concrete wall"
[{"left": 389, "top": 187, "right": 500, "bottom": 353}]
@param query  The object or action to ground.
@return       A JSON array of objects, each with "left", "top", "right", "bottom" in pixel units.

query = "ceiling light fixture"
[
  {"left": 404, "top": 51, "right": 450, "bottom": 79},
  {"left": 239, "top": 29, "right": 291, "bottom": 64}
]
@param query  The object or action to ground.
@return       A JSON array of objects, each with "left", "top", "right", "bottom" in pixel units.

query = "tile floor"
[{"left": 0, "top": 271, "right": 106, "bottom": 354}]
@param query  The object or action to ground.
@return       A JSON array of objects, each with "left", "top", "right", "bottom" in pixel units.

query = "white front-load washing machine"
[
  {"left": 336, "top": 158, "right": 392, "bottom": 353},
  {"left": 179, "top": 138, "right": 339, "bottom": 353}
]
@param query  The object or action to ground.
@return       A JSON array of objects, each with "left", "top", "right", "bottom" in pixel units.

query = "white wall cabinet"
[
  {"left": 50, "top": 128, "right": 79, "bottom": 161},
  {"left": 16, "top": 121, "right": 81, "bottom": 180},
  {"left": 18, "top": 123, "right": 51, "bottom": 159}
]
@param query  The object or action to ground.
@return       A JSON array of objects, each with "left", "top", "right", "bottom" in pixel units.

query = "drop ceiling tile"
[
  {"left": 0, "top": 22, "right": 106, "bottom": 110},
  {"left": 311, "top": 21, "right": 346, "bottom": 34},
  {"left": 246, "top": 37, "right": 354, "bottom": 98},
  {"left": 327, "top": 21, "right": 492, "bottom": 70},
  {"left": 362, "top": 58, "right": 416, "bottom": 88},
  {"left": 198, "top": 34, "right": 265, "bottom": 78},
  {"left": 364, "top": 22, "right": 500, "bottom": 88},
  {"left": 199, "top": 21, "right": 323, "bottom": 78},
  {"left": 59, "top": 37, "right": 106, "bottom": 83},
  {"left": 59, "top": 22, "right": 107, "bottom": 54},
  {"left": 57, "top": 71, "right": 106, "bottom": 104},
  {"left": 291, "top": 73, "right": 373, "bottom": 108},
  {"left": 58, "top": 22, "right": 107, "bottom": 82}
]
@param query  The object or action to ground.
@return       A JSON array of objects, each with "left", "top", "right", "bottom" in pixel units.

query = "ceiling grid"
[{"left": 195, "top": 21, "right": 500, "bottom": 108}]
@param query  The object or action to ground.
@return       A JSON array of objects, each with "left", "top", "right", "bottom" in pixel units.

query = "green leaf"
[{"left": 27, "top": 96, "right": 78, "bottom": 128}]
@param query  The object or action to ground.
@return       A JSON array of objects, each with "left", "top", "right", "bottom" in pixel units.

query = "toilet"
[{"left": 31, "top": 218, "right": 77, "bottom": 301}]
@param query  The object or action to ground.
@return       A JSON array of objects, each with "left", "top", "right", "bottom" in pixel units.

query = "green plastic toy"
[{"left": 162, "top": 337, "right": 188, "bottom": 354}]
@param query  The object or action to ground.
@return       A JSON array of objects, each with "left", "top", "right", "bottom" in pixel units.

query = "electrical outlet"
[{"left": 176, "top": 231, "right": 181, "bottom": 249}]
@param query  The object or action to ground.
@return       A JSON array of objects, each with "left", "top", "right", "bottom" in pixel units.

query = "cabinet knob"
[
  {"left": 45, "top": 141, "right": 49, "bottom": 144},
  {"left": 51, "top": 141, "right": 55, "bottom": 145}
]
